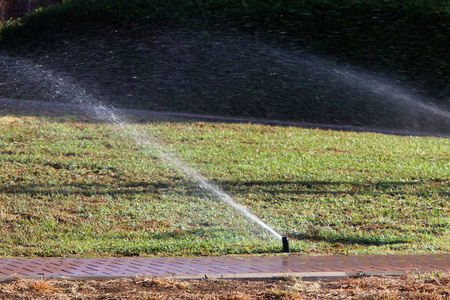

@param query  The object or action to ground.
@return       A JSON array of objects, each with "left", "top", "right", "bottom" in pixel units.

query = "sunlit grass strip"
[{"left": 0, "top": 114, "right": 448, "bottom": 256}]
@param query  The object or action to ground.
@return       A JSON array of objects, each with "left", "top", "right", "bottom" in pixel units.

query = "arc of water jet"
[
  {"left": 139, "top": 135, "right": 284, "bottom": 241},
  {"left": 175, "top": 162, "right": 284, "bottom": 241},
  {"left": 2, "top": 53, "right": 283, "bottom": 241},
  {"left": 93, "top": 105, "right": 283, "bottom": 241}
]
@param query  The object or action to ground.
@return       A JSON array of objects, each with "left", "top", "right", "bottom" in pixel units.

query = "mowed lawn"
[{"left": 0, "top": 114, "right": 448, "bottom": 257}]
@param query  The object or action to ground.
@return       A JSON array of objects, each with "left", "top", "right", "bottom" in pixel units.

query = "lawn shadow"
[
  {"left": 216, "top": 180, "right": 447, "bottom": 197},
  {"left": 0, "top": 179, "right": 446, "bottom": 198},
  {"left": 291, "top": 232, "right": 410, "bottom": 246},
  {"left": 0, "top": 181, "right": 205, "bottom": 197}
]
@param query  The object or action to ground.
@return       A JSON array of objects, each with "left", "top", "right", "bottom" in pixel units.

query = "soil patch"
[{"left": 1, "top": 273, "right": 449, "bottom": 299}]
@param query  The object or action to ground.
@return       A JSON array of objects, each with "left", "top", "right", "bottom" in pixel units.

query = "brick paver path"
[{"left": 0, "top": 254, "right": 448, "bottom": 281}]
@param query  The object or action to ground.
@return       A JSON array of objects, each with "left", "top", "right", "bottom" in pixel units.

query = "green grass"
[
  {"left": 0, "top": 114, "right": 448, "bottom": 257},
  {"left": 1, "top": 0, "right": 448, "bottom": 258}
]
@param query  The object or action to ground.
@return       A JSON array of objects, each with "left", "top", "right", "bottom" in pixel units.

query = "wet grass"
[{"left": 0, "top": 114, "right": 448, "bottom": 257}]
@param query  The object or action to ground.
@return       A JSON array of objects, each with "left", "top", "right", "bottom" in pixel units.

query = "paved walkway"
[{"left": 0, "top": 254, "right": 448, "bottom": 281}]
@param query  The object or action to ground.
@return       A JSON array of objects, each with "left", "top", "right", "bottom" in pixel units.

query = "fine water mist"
[
  {"left": 1, "top": 26, "right": 450, "bottom": 244},
  {"left": 0, "top": 53, "right": 283, "bottom": 241},
  {"left": 1, "top": 27, "right": 449, "bottom": 135}
]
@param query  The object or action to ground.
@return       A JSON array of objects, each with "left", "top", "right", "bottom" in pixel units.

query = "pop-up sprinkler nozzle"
[{"left": 282, "top": 236, "right": 291, "bottom": 253}]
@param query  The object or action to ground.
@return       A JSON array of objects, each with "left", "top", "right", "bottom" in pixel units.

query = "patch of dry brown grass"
[{"left": 0, "top": 272, "right": 448, "bottom": 299}]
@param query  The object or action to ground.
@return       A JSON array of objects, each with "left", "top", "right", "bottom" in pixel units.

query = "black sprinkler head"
[{"left": 282, "top": 236, "right": 291, "bottom": 253}]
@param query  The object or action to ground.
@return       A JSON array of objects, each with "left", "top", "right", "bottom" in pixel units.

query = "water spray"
[{"left": 3, "top": 54, "right": 294, "bottom": 253}]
